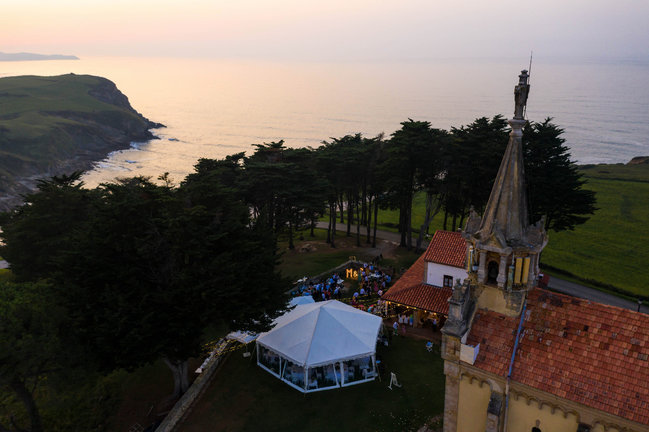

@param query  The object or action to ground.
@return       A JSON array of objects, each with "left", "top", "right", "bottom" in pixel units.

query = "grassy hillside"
[{"left": 0, "top": 74, "right": 160, "bottom": 209}]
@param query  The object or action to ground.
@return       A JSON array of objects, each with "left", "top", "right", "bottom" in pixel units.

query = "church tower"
[
  {"left": 462, "top": 69, "right": 548, "bottom": 316},
  {"left": 440, "top": 70, "right": 549, "bottom": 432}
]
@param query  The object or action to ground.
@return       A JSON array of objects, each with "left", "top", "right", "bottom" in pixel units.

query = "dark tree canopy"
[
  {"left": 0, "top": 173, "right": 290, "bottom": 398},
  {"left": 0, "top": 172, "right": 93, "bottom": 282},
  {"left": 523, "top": 118, "right": 597, "bottom": 231},
  {"left": 382, "top": 120, "right": 446, "bottom": 248},
  {"left": 0, "top": 281, "right": 64, "bottom": 432}
]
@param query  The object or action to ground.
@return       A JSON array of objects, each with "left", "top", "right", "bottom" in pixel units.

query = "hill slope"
[
  {"left": 0, "top": 52, "right": 79, "bottom": 61},
  {"left": 0, "top": 74, "right": 163, "bottom": 210}
]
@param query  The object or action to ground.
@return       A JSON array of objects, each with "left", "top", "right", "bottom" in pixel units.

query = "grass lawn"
[
  {"left": 541, "top": 168, "right": 649, "bottom": 297},
  {"left": 179, "top": 336, "right": 445, "bottom": 432},
  {"left": 277, "top": 228, "right": 420, "bottom": 282}
]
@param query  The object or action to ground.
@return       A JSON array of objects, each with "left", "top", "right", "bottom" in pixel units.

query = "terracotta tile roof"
[
  {"left": 382, "top": 255, "right": 452, "bottom": 315},
  {"left": 466, "top": 288, "right": 649, "bottom": 425},
  {"left": 423, "top": 230, "right": 466, "bottom": 268}
]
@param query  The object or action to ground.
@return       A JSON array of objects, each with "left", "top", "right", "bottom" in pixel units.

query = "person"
[
  {"left": 393, "top": 321, "right": 398, "bottom": 335},
  {"left": 432, "top": 316, "right": 438, "bottom": 332},
  {"left": 409, "top": 314, "right": 414, "bottom": 327},
  {"left": 360, "top": 287, "right": 366, "bottom": 297}
]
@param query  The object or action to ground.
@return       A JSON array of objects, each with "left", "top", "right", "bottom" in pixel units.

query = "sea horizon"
[{"left": 2, "top": 55, "right": 648, "bottom": 187}]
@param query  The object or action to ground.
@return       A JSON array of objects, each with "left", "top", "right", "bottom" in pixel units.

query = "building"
[
  {"left": 436, "top": 70, "right": 649, "bottom": 431},
  {"left": 381, "top": 230, "right": 467, "bottom": 326}
]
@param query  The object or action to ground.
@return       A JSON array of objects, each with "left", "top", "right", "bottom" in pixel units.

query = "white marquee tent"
[
  {"left": 256, "top": 300, "right": 382, "bottom": 393},
  {"left": 288, "top": 295, "right": 315, "bottom": 307}
]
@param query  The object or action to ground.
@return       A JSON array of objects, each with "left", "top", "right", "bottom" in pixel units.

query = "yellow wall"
[
  {"left": 457, "top": 376, "right": 491, "bottom": 432},
  {"left": 476, "top": 285, "right": 510, "bottom": 315},
  {"left": 507, "top": 396, "right": 579, "bottom": 432}
]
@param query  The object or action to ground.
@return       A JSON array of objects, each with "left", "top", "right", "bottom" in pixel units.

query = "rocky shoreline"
[{"left": 0, "top": 74, "right": 164, "bottom": 211}]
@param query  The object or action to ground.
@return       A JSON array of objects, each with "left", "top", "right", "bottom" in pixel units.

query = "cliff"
[{"left": 0, "top": 74, "right": 164, "bottom": 210}]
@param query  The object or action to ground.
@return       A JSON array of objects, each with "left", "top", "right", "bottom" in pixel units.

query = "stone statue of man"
[{"left": 514, "top": 70, "right": 530, "bottom": 119}]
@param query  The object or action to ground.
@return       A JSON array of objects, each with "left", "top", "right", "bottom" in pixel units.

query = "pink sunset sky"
[{"left": 3, "top": 0, "right": 649, "bottom": 61}]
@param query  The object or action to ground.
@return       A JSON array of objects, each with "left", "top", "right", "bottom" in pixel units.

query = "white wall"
[{"left": 426, "top": 262, "right": 467, "bottom": 287}]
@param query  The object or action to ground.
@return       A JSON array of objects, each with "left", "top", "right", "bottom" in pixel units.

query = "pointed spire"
[
  {"left": 477, "top": 117, "right": 528, "bottom": 246},
  {"left": 466, "top": 70, "right": 534, "bottom": 248}
]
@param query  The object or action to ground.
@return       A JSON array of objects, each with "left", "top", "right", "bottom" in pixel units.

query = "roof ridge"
[
  {"left": 531, "top": 287, "right": 648, "bottom": 318},
  {"left": 302, "top": 302, "right": 326, "bottom": 366}
]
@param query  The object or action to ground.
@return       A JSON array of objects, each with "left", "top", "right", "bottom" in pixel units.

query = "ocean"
[{"left": 1, "top": 57, "right": 648, "bottom": 187}]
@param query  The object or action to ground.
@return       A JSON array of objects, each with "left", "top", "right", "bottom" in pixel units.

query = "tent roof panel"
[{"left": 256, "top": 300, "right": 382, "bottom": 367}]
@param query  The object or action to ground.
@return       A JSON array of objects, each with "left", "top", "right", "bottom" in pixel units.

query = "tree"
[
  {"left": 242, "top": 142, "right": 327, "bottom": 249},
  {"left": 278, "top": 148, "right": 327, "bottom": 248},
  {"left": 523, "top": 118, "right": 597, "bottom": 231},
  {"left": 413, "top": 128, "right": 448, "bottom": 250},
  {"left": 0, "top": 282, "right": 64, "bottom": 432},
  {"left": 0, "top": 172, "right": 93, "bottom": 281},
  {"left": 1, "top": 174, "right": 289, "bottom": 399},
  {"left": 442, "top": 116, "right": 509, "bottom": 230},
  {"left": 382, "top": 120, "right": 444, "bottom": 249}
]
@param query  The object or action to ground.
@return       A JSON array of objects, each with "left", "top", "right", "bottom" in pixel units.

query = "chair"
[
  {"left": 388, "top": 372, "right": 402, "bottom": 390},
  {"left": 426, "top": 341, "right": 433, "bottom": 352}
]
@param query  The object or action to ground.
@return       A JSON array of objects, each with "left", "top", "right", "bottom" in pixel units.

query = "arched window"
[{"left": 487, "top": 261, "right": 499, "bottom": 285}]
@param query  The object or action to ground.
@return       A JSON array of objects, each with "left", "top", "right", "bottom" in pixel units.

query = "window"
[{"left": 443, "top": 275, "right": 453, "bottom": 288}]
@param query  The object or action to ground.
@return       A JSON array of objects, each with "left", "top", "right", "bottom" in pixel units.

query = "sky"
[{"left": 3, "top": 0, "right": 649, "bottom": 61}]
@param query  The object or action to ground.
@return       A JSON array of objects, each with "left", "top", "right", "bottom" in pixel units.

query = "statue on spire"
[{"left": 513, "top": 70, "right": 530, "bottom": 119}]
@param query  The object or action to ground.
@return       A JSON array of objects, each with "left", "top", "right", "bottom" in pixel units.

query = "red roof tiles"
[
  {"left": 423, "top": 230, "right": 467, "bottom": 268},
  {"left": 466, "top": 288, "right": 649, "bottom": 425},
  {"left": 382, "top": 255, "right": 452, "bottom": 315}
]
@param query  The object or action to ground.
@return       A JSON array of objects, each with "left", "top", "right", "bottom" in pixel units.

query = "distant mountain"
[
  {"left": 0, "top": 52, "right": 79, "bottom": 61},
  {"left": 0, "top": 74, "right": 164, "bottom": 210}
]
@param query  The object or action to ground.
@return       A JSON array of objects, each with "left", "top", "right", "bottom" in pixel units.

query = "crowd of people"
[
  {"left": 292, "top": 273, "right": 345, "bottom": 301},
  {"left": 290, "top": 262, "right": 393, "bottom": 311}
]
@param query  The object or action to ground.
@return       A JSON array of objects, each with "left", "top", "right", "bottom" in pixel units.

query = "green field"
[
  {"left": 542, "top": 163, "right": 649, "bottom": 297},
  {"left": 179, "top": 336, "right": 445, "bottom": 432}
]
